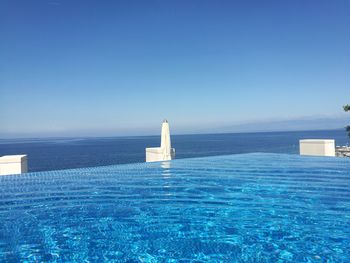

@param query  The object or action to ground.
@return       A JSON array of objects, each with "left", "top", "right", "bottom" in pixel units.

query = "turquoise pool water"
[{"left": 0, "top": 153, "right": 349, "bottom": 262}]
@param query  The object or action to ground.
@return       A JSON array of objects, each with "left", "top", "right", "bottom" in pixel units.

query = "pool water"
[{"left": 0, "top": 153, "right": 349, "bottom": 262}]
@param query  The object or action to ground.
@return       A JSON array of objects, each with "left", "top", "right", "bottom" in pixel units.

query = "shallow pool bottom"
[{"left": 0, "top": 153, "right": 349, "bottom": 262}]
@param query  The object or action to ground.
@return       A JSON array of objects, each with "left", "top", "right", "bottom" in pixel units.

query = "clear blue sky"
[{"left": 1, "top": 0, "right": 349, "bottom": 137}]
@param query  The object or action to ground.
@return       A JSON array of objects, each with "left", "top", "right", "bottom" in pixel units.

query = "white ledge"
[
  {"left": 299, "top": 139, "right": 335, "bottom": 157},
  {"left": 0, "top": 155, "right": 28, "bottom": 175}
]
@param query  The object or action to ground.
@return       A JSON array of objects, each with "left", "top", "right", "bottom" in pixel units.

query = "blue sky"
[{"left": 0, "top": 0, "right": 349, "bottom": 137}]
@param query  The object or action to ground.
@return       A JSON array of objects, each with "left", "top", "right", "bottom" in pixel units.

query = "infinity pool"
[{"left": 0, "top": 153, "right": 349, "bottom": 262}]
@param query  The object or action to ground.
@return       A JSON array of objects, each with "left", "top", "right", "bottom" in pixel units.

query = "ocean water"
[
  {"left": 0, "top": 153, "right": 349, "bottom": 262},
  {"left": 0, "top": 129, "right": 348, "bottom": 172}
]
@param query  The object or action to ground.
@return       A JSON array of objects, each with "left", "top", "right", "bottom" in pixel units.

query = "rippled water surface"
[{"left": 0, "top": 153, "right": 349, "bottom": 262}]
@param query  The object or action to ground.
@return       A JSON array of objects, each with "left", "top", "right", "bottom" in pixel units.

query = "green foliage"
[
  {"left": 345, "top": 104, "right": 350, "bottom": 138},
  {"left": 346, "top": 126, "right": 350, "bottom": 138}
]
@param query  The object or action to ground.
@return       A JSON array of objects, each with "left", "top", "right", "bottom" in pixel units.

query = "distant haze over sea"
[
  {"left": 0, "top": 115, "right": 348, "bottom": 139},
  {"left": 213, "top": 116, "right": 349, "bottom": 134}
]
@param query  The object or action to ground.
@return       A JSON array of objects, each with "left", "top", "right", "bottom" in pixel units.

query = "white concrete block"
[
  {"left": 299, "top": 139, "right": 335, "bottom": 157},
  {"left": 0, "top": 155, "right": 28, "bottom": 175},
  {"left": 146, "top": 147, "right": 175, "bottom": 162}
]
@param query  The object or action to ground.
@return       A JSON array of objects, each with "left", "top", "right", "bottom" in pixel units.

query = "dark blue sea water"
[{"left": 0, "top": 129, "right": 348, "bottom": 172}]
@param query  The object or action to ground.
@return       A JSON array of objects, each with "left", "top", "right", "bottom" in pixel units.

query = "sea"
[{"left": 0, "top": 129, "right": 348, "bottom": 172}]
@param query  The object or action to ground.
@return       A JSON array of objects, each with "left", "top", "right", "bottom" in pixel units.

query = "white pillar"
[
  {"left": 160, "top": 120, "right": 172, "bottom": 161},
  {"left": 0, "top": 155, "right": 28, "bottom": 175},
  {"left": 146, "top": 120, "right": 175, "bottom": 162}
]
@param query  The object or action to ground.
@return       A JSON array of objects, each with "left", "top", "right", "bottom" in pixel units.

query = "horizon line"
[{"left": 0, "top": 127, "right": 346, "bottom": 141}]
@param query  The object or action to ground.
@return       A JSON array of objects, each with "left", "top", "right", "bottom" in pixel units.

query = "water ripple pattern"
[{"left": 0, "top": 153, "right": 349, "bottom": 262}]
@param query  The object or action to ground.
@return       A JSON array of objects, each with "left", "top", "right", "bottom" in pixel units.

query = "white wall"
[
  {"left": 0, "top": 155, "right": 28, "bottom": 175},
  {"left": 299, "top": 140, "right": 335, "bottom": 157}
]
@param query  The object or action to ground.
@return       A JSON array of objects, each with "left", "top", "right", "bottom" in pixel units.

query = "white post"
[
  {"left": 146, "top": 120, "right": 175, "bottom": 162},
  {"left": 160, "top": 120, "right": 172, "bottom": 161}
]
